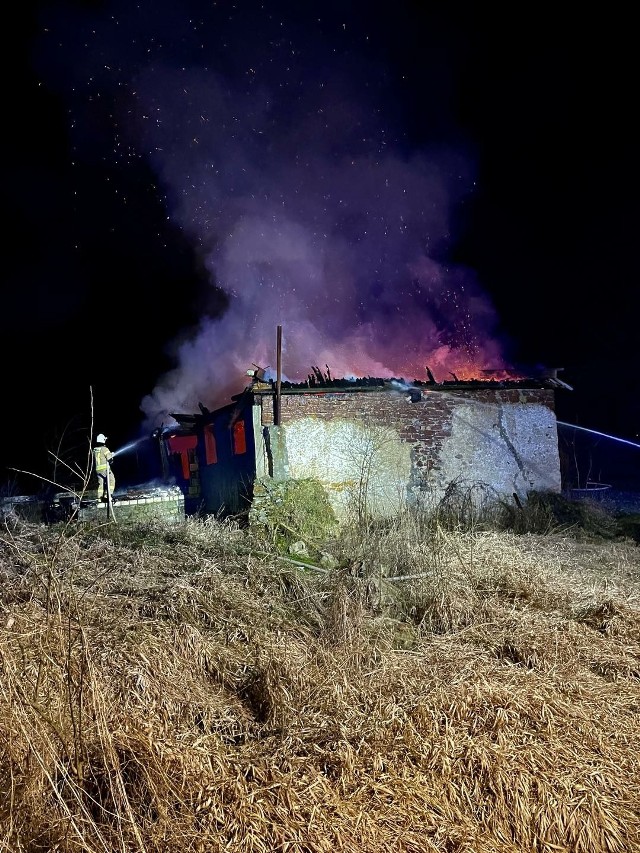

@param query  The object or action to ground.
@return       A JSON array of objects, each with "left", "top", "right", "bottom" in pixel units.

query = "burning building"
[{"left": 155, "top": 362, "right": 569, "bottom": 522}]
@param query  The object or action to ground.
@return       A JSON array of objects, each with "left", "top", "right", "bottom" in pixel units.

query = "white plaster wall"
[
  {"left": 283, "top": 417, "right": 412, "bottom": 519},
  {"left": 434, "top": 401, "right": 561, "bottom": 501},
  {"left": 253, "top": 405, "right": 268, "bottom": 479}
]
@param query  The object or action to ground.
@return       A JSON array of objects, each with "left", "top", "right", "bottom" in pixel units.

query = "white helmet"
[{"left": 96, "top": 433, "right": 107, "bottom": 443}]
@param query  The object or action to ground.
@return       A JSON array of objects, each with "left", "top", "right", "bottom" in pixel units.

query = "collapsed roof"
[{"left": 165, "top": 366, "right": 571, "bottom": 428}]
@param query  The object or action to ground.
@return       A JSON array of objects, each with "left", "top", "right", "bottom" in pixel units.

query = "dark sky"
[{"left": 3, "top": 1, "right": 639, "bottom": 494}]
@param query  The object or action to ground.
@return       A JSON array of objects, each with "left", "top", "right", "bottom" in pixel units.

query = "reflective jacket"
[{"left": 93, "top": 445, "right": 113, "bottom": 473}]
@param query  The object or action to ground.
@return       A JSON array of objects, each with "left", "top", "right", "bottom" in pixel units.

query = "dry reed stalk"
[{"left": 1, "top": 517, "right": 639, "bottom": 852}]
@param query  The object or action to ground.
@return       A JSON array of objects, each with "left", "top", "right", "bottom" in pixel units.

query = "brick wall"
[{"left": 254, "top": 387, "right": 560, "bottom": 520}]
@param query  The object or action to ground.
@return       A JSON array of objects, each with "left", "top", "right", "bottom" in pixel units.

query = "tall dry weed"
[{"left": 1, "top": 508, "right": 639, "bottom": 852}]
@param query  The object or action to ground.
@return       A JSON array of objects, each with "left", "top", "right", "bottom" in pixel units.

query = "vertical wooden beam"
[{"left": 275, "top": 324, "right": 282, "bottom": 426}]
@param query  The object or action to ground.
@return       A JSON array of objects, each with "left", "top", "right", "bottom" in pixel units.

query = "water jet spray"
[
  {"left": 112, "top": 437, "right": 148, "bottom": 458},
  {"left": 557, "top": 422, "right": 640, "bottom": 450}
]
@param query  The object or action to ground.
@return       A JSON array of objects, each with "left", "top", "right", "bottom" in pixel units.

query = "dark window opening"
[{"left": 204, "top": 425, "right": 217, "bottom": 464}]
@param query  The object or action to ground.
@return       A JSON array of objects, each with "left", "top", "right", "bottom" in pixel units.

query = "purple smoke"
[{"left": 35, "top": 1, "right": 511, "bottom": 427}]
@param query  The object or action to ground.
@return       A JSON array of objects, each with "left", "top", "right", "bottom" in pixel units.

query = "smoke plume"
[{"left": 37, "top": 1, "right": 511, "bottom": 428}]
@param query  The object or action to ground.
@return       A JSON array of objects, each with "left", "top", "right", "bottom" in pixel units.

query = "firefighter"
[{"left": 93, "top": 433, "right": 115, "bottom": 502}]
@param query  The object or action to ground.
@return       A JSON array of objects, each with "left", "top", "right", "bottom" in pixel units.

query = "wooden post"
[
  {"left": 275, "top": 325, "right": 282, "bottom": 426},
  {"left": 105, "top": 458, "right": 116, "bottom": 522}
]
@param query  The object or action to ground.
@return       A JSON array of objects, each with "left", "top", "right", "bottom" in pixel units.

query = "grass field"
[{"left": 1, "top": 492, "right": 639, "bottom": 852}]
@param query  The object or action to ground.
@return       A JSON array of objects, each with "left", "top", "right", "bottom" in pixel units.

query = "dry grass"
[{"left": 0, "top": 512, "right": 639, "bottom": 852}]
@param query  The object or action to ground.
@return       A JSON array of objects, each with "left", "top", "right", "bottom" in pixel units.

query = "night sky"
[{"left": 3, "top": 1, "right": 639, "bottom": 495}]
